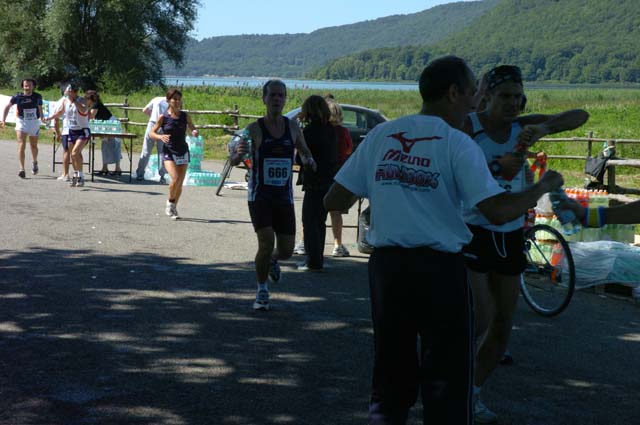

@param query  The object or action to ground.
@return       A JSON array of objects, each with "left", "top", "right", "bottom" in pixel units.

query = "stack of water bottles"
[
  {"left": 184, "top": 136, "right": 221, "bottom": 186},
  {"left": 89, "top": 119, "right": 122, "bottom": 134},
  {"left": 144, "top": 135, "right": 221, "bottom": 186},
  {"left": 536, "top": 188, "right": 635, "bottom": 243}
]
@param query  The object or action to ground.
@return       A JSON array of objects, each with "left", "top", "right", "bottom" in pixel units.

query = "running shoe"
[
  {"left": 268, "top": 259, "right": 281, "bottom": 283},
  {"left": 76, "top": 176, "right": 85, "bottom": 187},
  {"left": 293, "top": 241, "right": 306, "bottom": 255},
  {"left": 57, "top": 174, "right": 71, "bottom": 182},
  {"left": 70, "top": 176, "right": 77, "bottom": 187},
  {"left": 296, "top": 262, "right": 324, "bottom": 272},
  {"left": 253, "top": 288, "right": 270, "bottom": 311},
  {"left": 499, "top": 350, "right": 514, "bottom": 366},
  {"left": 18, "top": 170, "right": 26, "bottom": 178},
  {"left": 31, "top": 162, "right": 38, "bottom": 175},
  {"left": 473, "top": 396, "right": 498, "bottom": 424},
  {"left": 170, "top": 205, "right": 180, "bottom": 220},
  {"left": 332, "top": 244, "right": 350, "bottom": 257}
]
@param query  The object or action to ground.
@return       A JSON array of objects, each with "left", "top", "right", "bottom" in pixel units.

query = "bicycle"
[
  {"left": 520, "top": 222, "right": 576, "bottom": 316},
  {"left": 216, "top": 132, "right": 251, "bottom": 196}
]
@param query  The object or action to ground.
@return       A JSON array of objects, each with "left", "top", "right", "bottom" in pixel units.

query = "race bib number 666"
[{"left": 263, "top": 158, "right": 291, "bottom": 186}]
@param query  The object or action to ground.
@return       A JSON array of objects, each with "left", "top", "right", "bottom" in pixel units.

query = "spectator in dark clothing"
[{"left": 298, "top": 95, "right": 338, "bottom": 271}]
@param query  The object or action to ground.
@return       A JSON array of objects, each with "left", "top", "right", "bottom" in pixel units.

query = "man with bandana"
[{"left": 461, "top": 65, "right": 589, "bottom": 423}]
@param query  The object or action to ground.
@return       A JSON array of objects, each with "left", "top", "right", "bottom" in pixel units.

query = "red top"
[{"left": 335, "top": 125, "right": 353, "bottom": 164}]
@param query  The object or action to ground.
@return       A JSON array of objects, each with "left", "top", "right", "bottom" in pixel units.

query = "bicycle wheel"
[
  {"left": 215, "top": 158, "right": 234, "bottom": 196},
  {"left": 521, "top": 224, "right": 576, "bottom": 316}
]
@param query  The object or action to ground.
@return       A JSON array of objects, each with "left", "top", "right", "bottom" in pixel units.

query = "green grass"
[{"left": 2, "top": 86, "right": 639, "bottom": 180}]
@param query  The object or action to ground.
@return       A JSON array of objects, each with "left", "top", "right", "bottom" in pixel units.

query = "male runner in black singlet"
[{"left": 231, "top": 80, "right": 315, "bottom": 310}]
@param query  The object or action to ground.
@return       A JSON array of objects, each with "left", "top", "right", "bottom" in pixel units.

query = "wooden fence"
[
  {"left": 104, "top": 99, "right": 261, "bottom": 133},
  {"left": 538, "top": 131, "right": 640, "bottom": 194},
  {"left": 105, "top": 100, "right": 639, "bottom": 194}
]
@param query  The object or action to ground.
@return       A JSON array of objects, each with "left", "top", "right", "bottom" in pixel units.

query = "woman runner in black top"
[{"left": 150, "top": 89, "right": 199, "bottom": 220}]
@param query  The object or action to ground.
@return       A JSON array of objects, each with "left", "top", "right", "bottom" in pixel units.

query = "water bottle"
[
  {"left": 241, "top": 128, "right": 252, "bottom": 160},
  {"left": 549, "top": 188, "right": 582, "bottom": 235}
]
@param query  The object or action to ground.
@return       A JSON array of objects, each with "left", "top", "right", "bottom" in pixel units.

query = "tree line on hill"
[
  {"left": 312, "top": 0, "right": 640, "bottom": 83},
  {"left": 165, "top": 0, "right": 500, "bottom": 78}
]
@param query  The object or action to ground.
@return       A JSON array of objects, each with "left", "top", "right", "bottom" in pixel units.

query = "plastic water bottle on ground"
[{"left": 549, "top": 188, "right": 582, "bottom": 236}]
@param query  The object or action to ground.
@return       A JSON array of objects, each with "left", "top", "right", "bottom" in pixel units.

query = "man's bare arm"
[{"left": 324, "top": 182, "right": 359, "bottom": 212}]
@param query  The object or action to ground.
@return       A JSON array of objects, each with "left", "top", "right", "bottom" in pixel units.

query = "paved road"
[{"left": 0, "top": 139, "right": 638, "bottom": 425}]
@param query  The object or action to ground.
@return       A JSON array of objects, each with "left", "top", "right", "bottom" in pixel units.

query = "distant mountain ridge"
[
  {"left": 167, "top": 0, "right": 500, "bottom": 77},
  {"left": 313, "top": 0, "right": 640, "bottom": 83}
]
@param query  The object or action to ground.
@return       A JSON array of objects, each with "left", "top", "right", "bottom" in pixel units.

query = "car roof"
[{"left": 285, "top": 103, "right": 386, "bottom": 119}]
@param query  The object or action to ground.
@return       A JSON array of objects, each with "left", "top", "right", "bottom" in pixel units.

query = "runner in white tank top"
[{"left": 461, "top": 65, "right": 589, "bottom": 424}]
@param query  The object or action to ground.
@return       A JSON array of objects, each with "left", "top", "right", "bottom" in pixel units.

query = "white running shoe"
[
  {"left": 473, "top": 396, "right": 498, "bottom": 424},
  {"left": 57, "top": 174, "right": 71, "bottom": 182},
  {"left": 165, "top": 201, "right": 174, "bottom": 217},
  {"left": 253, "top": 288, "right": 270, "bottom": 311},
  {"left": 332, "top": 244, "right": 350, "bottom": 257},
  {"left": 293, "top": 241, "right": 306, "bottom": 255}
]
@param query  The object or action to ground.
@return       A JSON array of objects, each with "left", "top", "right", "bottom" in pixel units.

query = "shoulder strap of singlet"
[
  {"left": 257, "top": 116, "right": 290, "bottom": 141},
  {"left": 469, "top": 112, "right": 485, "bottom": 140}
]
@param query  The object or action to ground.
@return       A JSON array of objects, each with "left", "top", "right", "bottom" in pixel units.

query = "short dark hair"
[
  {"left": 21, "top": 78, "right": 36, "bottom": 87},
  {"left": 262, "top": 79, "right": 287, "bottom": 97},
  {"left": 419, "top": 56, "right": 472, "bottom": 102},
  {"left": 166, "top": 88, "right": 182, "bottom": 101}
]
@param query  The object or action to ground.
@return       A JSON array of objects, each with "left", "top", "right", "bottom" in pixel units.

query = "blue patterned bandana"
[{"left": 486, "top": 65, "right": 522, "bottom": 90}]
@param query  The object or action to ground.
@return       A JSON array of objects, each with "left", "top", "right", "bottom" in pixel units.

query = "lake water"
[
  {"left": 165, "top": 76, "right": 418, "bottom": 91},
  {"left": 165, "top": 76, "right": 639, "bottom": 91}
]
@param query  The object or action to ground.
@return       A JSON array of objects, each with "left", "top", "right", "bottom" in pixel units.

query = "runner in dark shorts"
[{"left": 230, "top": 79, "right": 315, "bottom": 311}]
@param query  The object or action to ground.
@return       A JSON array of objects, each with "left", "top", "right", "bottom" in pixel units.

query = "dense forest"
[
  {"left": 166, "top": 0, "right": 500, "bottom": 77},
  {"left": 312, "top": 0, "right": 640, "bottom": 83}
]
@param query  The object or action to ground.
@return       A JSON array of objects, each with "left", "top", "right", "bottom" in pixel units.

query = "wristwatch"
[{"left": 489, "top": 159, "right": 502, "bottom": 176}]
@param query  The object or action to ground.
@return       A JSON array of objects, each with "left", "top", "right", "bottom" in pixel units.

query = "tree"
[{"left": 0, "top": 0, "right": 199, "bottom": 92}]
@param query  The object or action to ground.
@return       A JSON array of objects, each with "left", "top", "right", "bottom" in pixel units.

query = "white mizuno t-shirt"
[{"left": 335, "top": 114, "right": 505, "bottom": 253}]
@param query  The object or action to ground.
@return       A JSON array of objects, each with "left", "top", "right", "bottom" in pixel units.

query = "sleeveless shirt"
[{"left": 248, "top": 117, "right": 295, "bottom": 204}]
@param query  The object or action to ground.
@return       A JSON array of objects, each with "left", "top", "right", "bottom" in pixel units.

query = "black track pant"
[
  {"left": 302, "top": 187, "right": 329, "bottom": 269},
  {"left": 367, "top": 246, "right": 474, "bottom": 425}
]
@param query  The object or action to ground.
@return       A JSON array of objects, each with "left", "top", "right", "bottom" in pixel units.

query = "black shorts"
[
  {"left": 248, "top": 201, "right": 296, "bottom": 235},
  {"left": 61, "top": 129, "right": 90, "bottom": 151},
  {"left": 463, "top": 224, "right": 526, "bottom": 275}
]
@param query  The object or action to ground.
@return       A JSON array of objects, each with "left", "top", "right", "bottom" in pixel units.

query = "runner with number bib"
[
  {"left": 229, "top": 79, "right": 315, "bottom": 311},
  {"left": 0, "top": 78, "right": 44, "bottom": 178}
]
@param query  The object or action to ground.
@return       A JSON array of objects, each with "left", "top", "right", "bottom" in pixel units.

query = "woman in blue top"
[{"left": 150, "top": 89, "right": 198, "bottom": 220}]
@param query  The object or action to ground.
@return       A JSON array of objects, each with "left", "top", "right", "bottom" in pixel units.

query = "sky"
[{"left": 193, "top": 0, "right": 476, "bottom": 39}]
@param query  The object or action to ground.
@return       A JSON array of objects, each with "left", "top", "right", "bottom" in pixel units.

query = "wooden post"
[
  {"left": 124, "top": 97, "right": 129, "bottom": 133},
  {"left": 607, "top": 139, "right": 616, "bottom": 192},
  {"left": 587, "top": 131, "right": 593, "bottom": 157},
  {"left": 233, "top": 103, "right": 239, "bottom": 129}
]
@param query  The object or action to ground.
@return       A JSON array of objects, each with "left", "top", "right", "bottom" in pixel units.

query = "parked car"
[{"left": 285, "top": 103, "right": 388, "bottom": 150}]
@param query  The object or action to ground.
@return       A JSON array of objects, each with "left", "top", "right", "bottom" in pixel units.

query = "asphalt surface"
[{"left": 0, "top": 139, "right": 639, "bottom": 425}]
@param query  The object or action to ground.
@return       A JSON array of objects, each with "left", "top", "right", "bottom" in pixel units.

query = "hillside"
[
  {"left": 312, "top": 0, "right": 640, "bottom": 83},
  {"left": 166, "top": 0, "right": 499, "bottom": 77}
]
